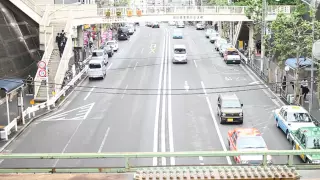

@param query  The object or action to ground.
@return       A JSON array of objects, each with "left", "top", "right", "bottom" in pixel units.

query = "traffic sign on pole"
[
  {"left": 39, "top": 69, "right": 46, "bottom": 77},
  {"left": 37, "top": 61, "right": 46, "bottom": 69}
]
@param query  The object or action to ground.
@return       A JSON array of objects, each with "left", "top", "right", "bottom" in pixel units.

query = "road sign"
[
  {"left": 312, "top": 40, "right": 320, "bottom": 59},
  {"left": 39, "top": 69, "right": 46, "bottom": 77},
  {"left": 30, "top": 99, "right": 35, "bottom": 105},
  {"left": 37, "top": 61, "right": 46, "bottom": 69}
]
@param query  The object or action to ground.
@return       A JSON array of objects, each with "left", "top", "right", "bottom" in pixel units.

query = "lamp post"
[{"left": 301, "top": 0, "right": 317, "bottom": 112}]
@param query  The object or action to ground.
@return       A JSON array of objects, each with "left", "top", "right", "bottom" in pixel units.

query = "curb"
[{"left": 0, "top": 75, "right": 88, "bottom": 152}]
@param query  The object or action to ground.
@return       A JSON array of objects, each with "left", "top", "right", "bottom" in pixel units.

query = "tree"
[
  {"left": 265, "top": 3, "right": 320, "bottom": 103},
  {"left": 207, "top": 0, "right": 229, "bottom": 5}
]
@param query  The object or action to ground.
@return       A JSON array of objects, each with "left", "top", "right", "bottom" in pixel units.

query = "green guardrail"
[{"left": 0, "top": 150, "right": 320, "bottom": 173}]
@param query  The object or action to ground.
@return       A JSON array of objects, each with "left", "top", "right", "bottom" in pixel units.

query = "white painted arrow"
[
  {"left": 184, "top": 81, "right": 189, "bottom": 92},
  {"left": 249, "top": 81, "right": 260, "bottom": 85}
]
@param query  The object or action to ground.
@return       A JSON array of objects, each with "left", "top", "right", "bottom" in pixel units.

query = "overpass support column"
[
  {"left": 218, "top": 21, "right": 222, "bottom": 34},
  {"left": 248, "top": 23, "right": 254, "bottom": 62},
  {"left": 77, "top": 26, "right": 84, "bottom": 48}
]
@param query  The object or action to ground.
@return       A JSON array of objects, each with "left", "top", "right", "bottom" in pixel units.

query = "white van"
[
  {"left": 172, "top": 45, "right": 187, "bottom": 64},
  {"left": 177, "top": 21, "right": 185, "bottom": 28},
  {"left": 88, "top": 59, "right": 106, "bottom": 80},
  {"left": 92, "top": 49, "right": 108, "bottom": 64}
]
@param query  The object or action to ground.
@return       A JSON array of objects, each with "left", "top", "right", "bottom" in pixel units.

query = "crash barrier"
[
  {"left": 0, "top": 118, "right": 18, "bottom": 141},
  {"left": 0, "top": 150, "right": 319, "bottom": 173}
]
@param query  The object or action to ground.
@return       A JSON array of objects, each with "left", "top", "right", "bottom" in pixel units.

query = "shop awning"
[
  {"left": 0, "top": 79, "right": 24, "bottom": 93},
  {"left": 285, "top": 57, "right": 313, "bottom": 69}
]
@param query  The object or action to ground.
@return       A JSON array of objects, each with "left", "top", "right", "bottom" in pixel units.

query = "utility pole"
[
  {"left": 309, "top": 0, "right": 317, "bottom": 112},
  {"left": 260, "top": 0, "right": 267, "bottom": 73}
]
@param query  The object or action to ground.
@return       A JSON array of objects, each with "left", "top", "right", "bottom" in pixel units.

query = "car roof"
[
  {"left": 89, "top": 59, "right": 103, "bottom": 64},
  {"left": 174, "top": 44, "right": 186, "bottom": 49},
  {"left": 234, "top": 128, "right": 261, "bottom": 137},
  {"left": 220, "top": 93, "right": 239, "bottom": 100},
  {"left": 298, "top": 127, "right": 320, "bottom": 137},
  {"left": 281, "top": 105, "right": 308, "bottom": 113}
]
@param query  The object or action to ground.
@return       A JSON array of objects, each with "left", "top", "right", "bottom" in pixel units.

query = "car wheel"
[
  {"left": 286, "top": 130, "right": 290, "bottom": 139},
  {"left": 276, "top": 120, "right": 279, "bottom": 128},
  {"left": 89, "top": 77, "right": 92, "bottom": 81},
  {"left": 220, "top": 117, "right": 224, "bottom": 124}
]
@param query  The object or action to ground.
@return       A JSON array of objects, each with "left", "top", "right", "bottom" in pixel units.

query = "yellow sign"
[
  {"left": 116, "top": 11, "right": 121, "bottom": 17},
  {"left": 127, "top": 10, "right": 132, "bottom": 17},
  {"left": 84, "top": 24, "right": 90, "bottom": 29},
  {"left": 30, "top": 99, "right": 35, "bottom": 105},
  {"left": 52, "top": 91, "right": 56, "bottom": 96},
  {"left": 105, "top": 11, "right": 111, "bottom": 17},
  {"left": 239, "top": 41, "right": 243, "bottom": 49}
]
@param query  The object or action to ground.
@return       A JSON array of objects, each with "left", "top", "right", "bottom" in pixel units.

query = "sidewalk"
[{"left": 250, "top": 56, "right": 320, "bottom": 120}]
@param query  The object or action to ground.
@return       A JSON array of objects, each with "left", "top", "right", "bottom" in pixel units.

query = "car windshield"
[
  {"left": 107, "top": 42, "right": 115, "bottom": 45},
  {"left": 89, "top": 63, "right": 101, "bottom": 69},
  {"left": 237, "top": 136, "right": 267, "bottom": 149},
  {"left": 222, "top": 99, "right": 241, "bottom": 108},
  {"left": 287, "top": 112, "right": 312, "bottom": 122},
  {"left": 306, "top": 137, "right": 320, "bottom": 149},
  {"left": 92, "top": 52, "right": 103, "bottom": 57},
  {"left": 174, "top": 48, "right": 186, "bottom": 54},
  {"left": 227, "top": 51, "right": 239, "bottom": 55}
]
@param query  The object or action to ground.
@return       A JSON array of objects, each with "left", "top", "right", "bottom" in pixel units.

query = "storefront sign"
[{"left": 173, "top": 15, "right": 204, "bottom": 20}]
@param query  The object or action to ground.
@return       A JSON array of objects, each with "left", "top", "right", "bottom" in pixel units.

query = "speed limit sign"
[
  {"left": 37, "top": 61, "right": 46, "bottom": 69},
  {"left": 39, "top": 69, "right": 46, "bottom": 77}
]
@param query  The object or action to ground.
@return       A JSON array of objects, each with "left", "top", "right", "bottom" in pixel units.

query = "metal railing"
[
  {"left": 34, "top": 5, "right": 54, "bottom": 99},
  {"left": 0, "top": 150, "right": 319, "bottom": 173},
  {"left": 233, "top": 21, "right": 242, "bottom": 46},
  {"left": 20, "top": 0, "right": 44, "bottom": 16},
  {"left": 54, "top": 13, "right": 73, "bottom": 94}
]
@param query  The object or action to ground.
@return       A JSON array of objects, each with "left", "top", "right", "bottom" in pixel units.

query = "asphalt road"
[{"left": 0, "top": 23, "right": 302, "bottom": 168}]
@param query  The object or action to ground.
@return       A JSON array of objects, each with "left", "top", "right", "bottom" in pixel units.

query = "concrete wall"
[{"left": 0, "top": 1, "right": 41, "bottom": 79}]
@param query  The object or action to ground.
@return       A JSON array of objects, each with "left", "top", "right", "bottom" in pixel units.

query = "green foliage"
[
  {"left": 233, "top": 0, "right": 298, "bottom": 5},
  {"left": 114, "top": 0, "right": 129, "bottom": 6},
  {"left": 207, "top": 0, "right": 229, "bottom": 5},
  {"left": 265, "top": 3, "right": 320, "bottom": 97}
]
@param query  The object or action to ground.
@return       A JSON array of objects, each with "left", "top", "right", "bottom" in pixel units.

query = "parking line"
[
  {"left": 121, "top": 85, "right": 128, "bottom": 99},
  {"left": 193, "top": 60, "right": 198, "bottom": 68},
  {"left": 98, "top": 127, "right": 110, "bottom": 153},
  {"left": 134, "top": 62, "right": 138, "bottom": 70},
  {"left": 83, "top": 86, "right": 95, "bottom": 101}
]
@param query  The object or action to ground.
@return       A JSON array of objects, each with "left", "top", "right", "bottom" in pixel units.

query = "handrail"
[
  {"left": 20, "top": 0, "right": 43, "bottom": 15},
  {"left": 34, "top": 6, "right": 54, "bottom": 99},
  {"left": 53, "top": 13, "right": 73, "bottom": 94}
]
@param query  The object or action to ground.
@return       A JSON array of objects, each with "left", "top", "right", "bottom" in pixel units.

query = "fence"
[{"left": 0, "top": 150, "right": 319, "bottom": 173}]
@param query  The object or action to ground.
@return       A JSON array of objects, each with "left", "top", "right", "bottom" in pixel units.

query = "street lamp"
[{"left": 301, "top": 0, "right": 318, "bottom": 112}]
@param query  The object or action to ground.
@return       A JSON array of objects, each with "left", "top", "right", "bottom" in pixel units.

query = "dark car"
[
  {"left": 217, "top": 94, "right": 243, "bottom": 124},
  {"left": 135, "top": 22, "right": 139, "bottom": 26},
  {"left": 117, "top": 27, "right": 130, "bottom": 40},
  {"left": 152, "top": 22, "right": 160, "bottom": 28}
]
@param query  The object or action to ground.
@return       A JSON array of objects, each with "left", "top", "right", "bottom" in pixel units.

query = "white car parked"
[
  {"left": 106, "top": 40, "right": 119, "bottom": 52},
  {"left": 168, "top": 21, "right": 176, "bottom": 26}
]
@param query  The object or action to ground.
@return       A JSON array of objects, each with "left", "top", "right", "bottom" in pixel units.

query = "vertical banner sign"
[
  {"left": 83, "top": 31, "right": 88, "bottom": 46},
  {"left": 239, "top": 41, "right": 243, "bottom": 49},
  {"left": 108, "top": 30, "right": 112, "bottom": 41},
  {"left": 101, "top": 31, "right": 108, "bottom": 44}
]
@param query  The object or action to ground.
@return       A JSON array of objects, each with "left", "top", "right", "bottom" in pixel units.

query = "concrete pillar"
[
  {"left": 77, "top": 26, "right": 84, "bottom": 47},
  {"left": 218, "top": 21, "right": 222, "bottom": 34},
  {"left": 248, "top": 23, "right": 254, "bottom": 61}
]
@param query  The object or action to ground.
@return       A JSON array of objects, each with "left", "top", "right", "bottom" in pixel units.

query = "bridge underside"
[{"left": 70, "top": 14, "right": 282, "bottom": 26}]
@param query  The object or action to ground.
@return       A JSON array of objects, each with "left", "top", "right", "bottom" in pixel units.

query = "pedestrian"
[
  {"left": 282, "top": 75, "right": 286, "bottom": 92},
  {"left": 56, "top": 33, "right": 61, "bottom": 48},
  {"left": 61, "top": 30, "right": 66, "bottom": 37},
  {"left": 301, "top": 78, "right": 309, "bottom": 100},
  {"left": 26, "top": 75, "right": 34, "bottom": 94}
]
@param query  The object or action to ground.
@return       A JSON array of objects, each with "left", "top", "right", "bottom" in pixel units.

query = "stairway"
[
  {"left": 9, "top": 0, "right": 42, "bottom": 23},
  {"left": 35, "top": 50, "right": 60, "bottom": 102},
  {"left": 233, "top": 21, "right": 243, "bottom": 47},
  {"left": 34, "top": 21, "right": 67, "bottom": 102}
]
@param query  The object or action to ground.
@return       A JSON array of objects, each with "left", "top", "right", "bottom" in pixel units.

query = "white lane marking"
[
  {"left": 201, "top": 81, "right": 232, "bottom": 165},
  {"left": 121, "top": 85, "right": 129, "bottom": 99},
  {"left": 107, "top": 63, "right": 113, "bottom": 71},
  {"left": 153, "top": 33, "right": 166, "bottom": 166},
  {"left": 249, "top": 81, "right": 260, "bottom": 85},
  {"left": 141, "top": 48, "right": 144, "bottom": 54},
  {"left": 199, "top": 156, "right": 204, "bottom": 161},
  {"left": 84, "top": 86, "right": 95, "bottom": 101},
  {"left": 98, "top": 127, "right": 110, "bottom": 153},
  {"left": 184, "top": 81, "right": 190, "bottom": 92},
  {"left": 53, "top": 103, "right": 95, "bottom": 167},
  {"left": 134, "top": 62, "right": 138, "bottom": 70},
  {"left": 240, "top": 64, "right": 283, "bottom": 107},
  {"left": 193, "top": 60, "right": 198, "bottom": 68},
  {"left": 161, "top": 31, "right": 168, "bottom": 166},
  {"left": 167, "top": 31, "right": 175, "bottom": 166}
]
